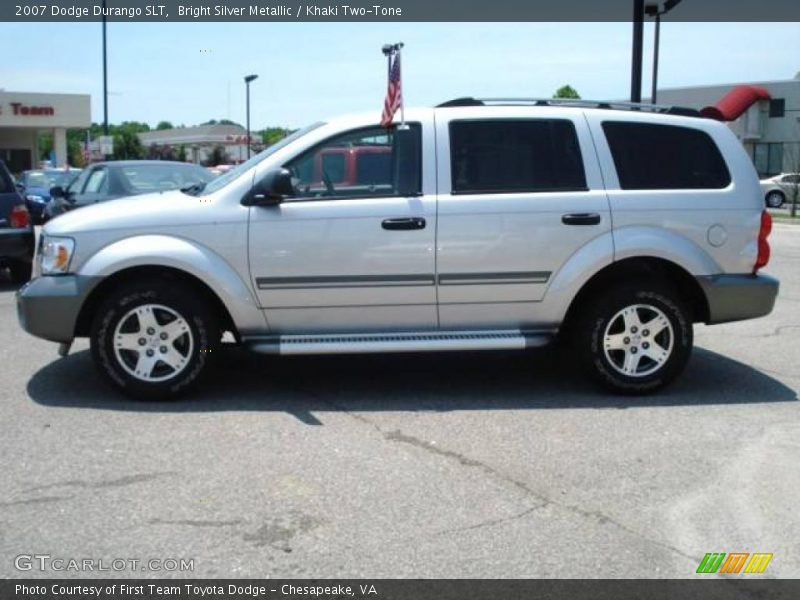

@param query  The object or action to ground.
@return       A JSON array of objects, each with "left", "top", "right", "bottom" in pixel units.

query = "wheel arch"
[
  {"left": 75, "top": 265, "right": 239, "bottom": 339},
  {"left": 562, "top": 256, "right": 710, "bottom": 332}
]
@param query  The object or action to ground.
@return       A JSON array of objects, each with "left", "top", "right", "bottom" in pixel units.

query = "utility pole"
[
  {"left": 630, "top": 0, "right": 645, "bottom": 103},
  {"left": 102, "top": 0, "right": 108, "bottom": 137},
  {"left": 646, "top": 0, "right": 684, "bottom": 104}
]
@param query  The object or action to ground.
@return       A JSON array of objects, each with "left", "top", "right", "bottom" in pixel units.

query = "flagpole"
[{"left": 396, "top": 44, "right": 407, "bottom": 130}]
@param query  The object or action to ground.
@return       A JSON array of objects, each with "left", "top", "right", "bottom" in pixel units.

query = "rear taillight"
[
  {"left": 754, "top": 209, "right": 772, "bottom": 273},
  {"left": 9, "top": 204, "right": 30, "bottom": 228}
]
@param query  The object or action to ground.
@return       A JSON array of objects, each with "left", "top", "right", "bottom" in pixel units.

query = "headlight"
[
  {"left": 38, "top": 236, "right": 75, "bottom": 275},
  {"left": 26, "top": 194, "right": 46, "bottom": 204}
]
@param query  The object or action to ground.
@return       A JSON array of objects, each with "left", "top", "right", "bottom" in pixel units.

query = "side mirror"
[
  {"left": 15, "top": 182, "right": 25, "bottom": 193},
  {"left": 242, "top": 168, "right": 294, "bottom": 206}
]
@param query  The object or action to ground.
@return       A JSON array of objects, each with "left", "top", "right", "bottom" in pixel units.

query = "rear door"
[{"left": 434, "top": 107, "right": 612, "bottom": 330}]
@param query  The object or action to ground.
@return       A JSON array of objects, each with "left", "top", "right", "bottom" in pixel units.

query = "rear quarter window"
[{"left": 602, "top": 122, "right": 731, "bottom": 190}]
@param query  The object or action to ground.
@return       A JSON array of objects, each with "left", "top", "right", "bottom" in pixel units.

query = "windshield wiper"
[{"left": 180, "top": 181, "right": 207, "bottom": 196}]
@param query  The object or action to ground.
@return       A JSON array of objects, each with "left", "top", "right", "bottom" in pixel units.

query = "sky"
[{"left": 1, "top": 21, "right": 798, "bottom": 130}]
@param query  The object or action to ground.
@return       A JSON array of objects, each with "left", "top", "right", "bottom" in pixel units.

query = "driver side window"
[
  {"left": 84, "top": 168, "right": 108, "bottom": 194},
  {"left": 284, "top": 124, "right": 420, "bottom": 200}
]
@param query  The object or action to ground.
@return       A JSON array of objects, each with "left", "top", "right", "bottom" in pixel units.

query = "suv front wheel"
[
  {"left": 90, "top": 281, "right": 219, "bottom": 400},
  {"left": 574, "top": 285, "right": 693, "bottom": 394}
]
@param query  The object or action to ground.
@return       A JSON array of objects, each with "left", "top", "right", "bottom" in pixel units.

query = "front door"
[{"left": 247, "top": 123, "right": 438, "bottom": 334}]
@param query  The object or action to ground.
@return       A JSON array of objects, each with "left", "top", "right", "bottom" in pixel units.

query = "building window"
[
  {"left": 752, "top": 143, "right": 784, "bottom": 177},
  {"left": 768, "top": 99, "right": 785, "bottom": 118}
]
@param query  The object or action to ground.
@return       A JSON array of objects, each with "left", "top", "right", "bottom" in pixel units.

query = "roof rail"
[{"left": 435, "top": 97, "right": 702, "bottom": 117}]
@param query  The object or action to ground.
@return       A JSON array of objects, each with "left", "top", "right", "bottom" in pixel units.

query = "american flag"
[{"left": 380, "top": 52, "right": 402, "bottom": 128}]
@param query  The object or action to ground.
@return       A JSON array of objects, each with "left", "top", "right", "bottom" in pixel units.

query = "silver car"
[
  {"left": 17, "top": 99, "right": 779, "bottom": 399},
  {"left": 760, "top": 172, "right": 800, "bottom": 208}
]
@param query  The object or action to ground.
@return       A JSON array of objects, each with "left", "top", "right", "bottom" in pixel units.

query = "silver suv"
[{"left": 17, "top": 99, "right": 779, "bottom": 399}]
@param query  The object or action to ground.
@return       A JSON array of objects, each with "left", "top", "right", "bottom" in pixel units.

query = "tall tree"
[
  {"left": 113, "top": 129, "right": 145, "bottom": 160},
  {"left": 553, "top": 85, "right": 581, "bottom": 99}
]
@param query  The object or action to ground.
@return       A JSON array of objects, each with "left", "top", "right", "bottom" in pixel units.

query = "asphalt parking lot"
[{"left": 0, "top": 224, "right": 798, "bottom": 579}]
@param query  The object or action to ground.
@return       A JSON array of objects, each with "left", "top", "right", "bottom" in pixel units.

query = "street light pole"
[
  {"left": 244, "top": 74, "right": 258, "bottom": 160},
  {"left": 646, "top": 0, "right": 683, "bottom": 104},
  {"left": 630, "top": 0, "right": 645, "bottom": 103},
  {"left": 651, "top": 12, "right": 661, "bottom": 103},
  {"left": 102, "top": 0, "right": 108, "bottom": 137}
]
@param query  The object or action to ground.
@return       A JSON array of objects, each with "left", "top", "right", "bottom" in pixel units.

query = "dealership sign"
[{"left": 7, "top": 102, "right": 55, "bottom": 116}]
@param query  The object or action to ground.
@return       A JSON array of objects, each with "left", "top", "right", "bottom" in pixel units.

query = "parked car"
[
  {"left": 207, "top": 164, "right": 235, "bottom": 177},
  {"left": 17, "top": 99, "right": 778, "bottom": 399},
  {"left": 0, "top": 160, "right": 35, "bottom": 283},
  {"left": 17, "top": 168, "right": 82, "bottom": 223},
  {"left": 294, "top": 144, "right": 393, "bottom": 195},
  {"left": 760, "top": 172, "right": 799, "bottom": 208},
  {"left": 46, "top": 160, "right": 214, "bottom": 219}
]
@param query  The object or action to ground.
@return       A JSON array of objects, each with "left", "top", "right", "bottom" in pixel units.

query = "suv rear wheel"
[
  {"left": 573, "top": 284, "right": 693, "bottom": 394},
  {"left": 90, "top": 281, "right": 219, "bottom": 400}
]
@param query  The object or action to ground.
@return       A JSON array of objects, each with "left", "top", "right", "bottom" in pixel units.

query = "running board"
[{"left": 246, "top": 330, "right": 553, "bottom": 355}]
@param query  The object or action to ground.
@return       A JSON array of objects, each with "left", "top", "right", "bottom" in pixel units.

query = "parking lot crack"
[
  {"left": 384, "top": 429, "right": 700, "bottom": 564},
  {"left": 433, "top": 504, "right": 545, "bottom": 537},
  {"left": 24, "top": 471, "right": 176, "bottom": 493},
  {"left": 149, "top": 518, "right": 242, "bottom": 528},
  {"left": 0, "top": 495, "right": 73, "bottom": 507},
  {"left": 314, "top": 402, "right": 727, "bottom": 567},
  {"left": 384, "top": 429, "right": 552, "bottom": 503}
]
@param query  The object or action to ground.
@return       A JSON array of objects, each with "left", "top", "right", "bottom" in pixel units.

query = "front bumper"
[
  {"left": 16, "top": 275, "right": 101, "bottom": 343},
  {"left": 697, "top": 273, "right": 779, "bottom": 324},
  {"left": 0, "top": 227, "right": 35, "bottom": 262}
]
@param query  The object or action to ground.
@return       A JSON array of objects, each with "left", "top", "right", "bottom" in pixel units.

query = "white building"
[
  {"left": 651, "top": 72, "right": 800, "bottom": 176},
  {"left": 138, "top": 124, "right": 262, "bottom": 165},
  {"left": 0, "top": 91, "right": 91, "bottom": 173}
]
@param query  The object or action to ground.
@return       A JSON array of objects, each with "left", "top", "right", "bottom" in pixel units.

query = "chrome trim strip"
[
  {"left": 256, "top": 274, "right": 435, "bottom": 289},
  {"left": 256, "top": 271, "right": 551, "bottom": 290},
  {"left": 438, "top": 271, "right": 551, "bottom": 285}
]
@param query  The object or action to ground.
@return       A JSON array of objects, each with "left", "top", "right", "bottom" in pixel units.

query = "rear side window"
[
  {"left": 603, "top": 122, "right": 731, "bottom": 190},
  {"left": 449, "top": 119, "right": 587, "bottom": 194}
]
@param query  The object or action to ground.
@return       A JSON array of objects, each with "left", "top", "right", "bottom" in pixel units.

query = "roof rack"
[{"left": 435, "top": 97, "right": 701, "bottom": 117}]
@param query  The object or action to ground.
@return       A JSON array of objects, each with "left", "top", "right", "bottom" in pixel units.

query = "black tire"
[
  {"left": 8, "top": 259, "right": 32, "bottom": 284},
  {"left": 765, "top": 190, "right": 785, "bottom": 208},
  {"left": 572, "top": 284, "right": 693, "bottom": 394},
  {"left": 90, "top": 280, "right": 219, "bottom": 400}
]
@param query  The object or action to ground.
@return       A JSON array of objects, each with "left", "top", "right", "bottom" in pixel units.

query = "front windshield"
[{"left": 196, "top": 122, "right": 325, "bottom": 196}]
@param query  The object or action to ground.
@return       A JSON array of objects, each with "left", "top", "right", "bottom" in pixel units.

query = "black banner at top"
[{"left": 3, "top": 0, "right": 800, "bottom": 22}]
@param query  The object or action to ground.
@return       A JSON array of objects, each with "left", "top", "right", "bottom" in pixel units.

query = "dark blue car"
[
  {"left": 0, "top": 160, "right": 34, "bottom": 283},
  {"left": 17, "top": 168, "right": 81, "bottom": 223}
]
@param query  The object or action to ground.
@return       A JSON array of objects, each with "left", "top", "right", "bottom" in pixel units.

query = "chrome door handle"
[
  {"left": 562, "top": 213, "right": 601, "bottom": 226},
  {"left": 382, "top": 217, "right": 426, "bottom": 230}
]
